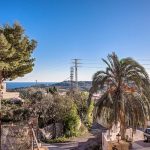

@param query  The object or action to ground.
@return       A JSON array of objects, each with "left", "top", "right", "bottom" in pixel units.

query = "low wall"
[
  {"left": 102, "top": 128, "right": 144, "bottom": 150},
  {"left": 2, "top": 92, "right": 20, "bottom": 99},
  {"left": 2, "top": 125, "right": 31, "bottom": 150}
]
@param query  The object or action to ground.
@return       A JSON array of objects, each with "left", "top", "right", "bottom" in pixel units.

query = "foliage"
[
  {"left": 1, "top": 99, "right": 30, "bottom": 122},
  {"left": 71, "top": 91, "right": 89, "bottom": 121},
  {"left": 35, "top": 94, "right": 74, "bottom": 127},
  {"left": 2, "top": 88, "right": 89, "bottom": 139},
  {"left": 44, "top": 136, "right": 69, "bottom": 143},
  {"left": 70, "top": 91, "right": 93, "bottom": 129},
  {"left": 20, "top": 87, "right": 45, "bottom": 103},
  {"left": 0, "top": 23, "right": 37, "bottom": 82},
  {"left": 47, "top": 86, "right": 58, "bottom": 95},
  {"left": 64, "top": 104, "right": 81, "bottom": 137},
  {"left": 85, "top": 101, "right": 94, "bottom": 128},
  {"left": 89, "top": 52, "right": 150, "bottom": 139}
]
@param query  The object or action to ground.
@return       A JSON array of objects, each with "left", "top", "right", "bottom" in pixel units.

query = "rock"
[{"left": 38, "top": 123, "right": 64, "bottom": 140}]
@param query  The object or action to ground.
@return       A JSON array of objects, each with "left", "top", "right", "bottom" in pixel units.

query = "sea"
[{"left": 6, "top": 82, "right": 56, "bottom": 90}]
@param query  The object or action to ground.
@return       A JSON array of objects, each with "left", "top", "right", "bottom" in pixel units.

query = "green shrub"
[
  {"left": 13, "top": 108, "right": 30, "bottom": 121},
  {"left": 2, "top": 112, "right": 13, "bottom": 122},
  {"left": 85, "top": 101, "right": 94, "bottom": 128},
  {"left": 64, "top": 104, "right": 81, "bottom": 137},
  {"left": 44, "top": 137, "right": 68, "bottom": 143}
]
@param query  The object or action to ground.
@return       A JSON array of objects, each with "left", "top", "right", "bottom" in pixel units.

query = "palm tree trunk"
[
  {"left": 117, "top": 86, "right": 126, "bottom": 140},
  {"left": 120, "top": 110, "right": 126, "bottom": 140}
]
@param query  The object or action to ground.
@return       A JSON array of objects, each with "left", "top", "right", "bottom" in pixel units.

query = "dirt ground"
[{"left": 44, "top": 129, "right": 103, "bottom": 150}]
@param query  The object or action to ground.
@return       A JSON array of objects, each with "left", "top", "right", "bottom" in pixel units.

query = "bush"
[
  {"left": 44, "top": 137, "right": 68, "bottom": 143},
  {"left": 85, "top": 101, "right": 94, "bottom": 128},
  {"left": 13, "top": 108, "right": 30, "bottom": 121},
  {"left": 2, "top": 112, "right": 13, "bottom": 122},
  {"left": 20, "top": 87, "right": 46, "bottom": 103},
  {"left": 64, "top": 104, "right": 81, "bottom": 137},
  {"left": 2, "top": 103, "right": 30, "bottom": 123}
]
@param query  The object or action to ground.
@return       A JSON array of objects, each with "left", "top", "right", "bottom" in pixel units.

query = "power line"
[
  {"left": 80, "top": 66, "right": 105, "bottom": 69},
  {"left": 66, "top": 58, "right": 150, "bottom": 83}
]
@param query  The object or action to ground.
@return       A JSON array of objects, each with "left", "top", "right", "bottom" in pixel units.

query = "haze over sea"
[{"left": 6, "top": 82, "right": 56, "bottom": 90}]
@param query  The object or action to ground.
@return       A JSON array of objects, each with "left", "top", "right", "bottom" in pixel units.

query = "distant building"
[{"left": 2, "top": 82, "right": 20, "bottom": 99}]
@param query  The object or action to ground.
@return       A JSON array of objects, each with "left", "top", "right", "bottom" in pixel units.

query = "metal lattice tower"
[
  {"left": 72, "top": 59, "right": 81, "bottom": 90},
  {"left": 70, "top": 67, "right": 74, "bottom": 90}
]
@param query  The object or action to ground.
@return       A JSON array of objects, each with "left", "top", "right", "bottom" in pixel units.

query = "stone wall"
[
  {"left": 3, "top": 92, "right": 20, "bottom": 99},
  {"left": 2, "top": 125, "right": 31, "bottom": 150},
  {"left": 39, "top": 123, "right": 64, "bottom": 140}
]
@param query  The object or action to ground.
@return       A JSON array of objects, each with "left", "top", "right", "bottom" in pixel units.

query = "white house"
[{"left": 1, "top": 82, "right": 20, "bottom": 99}]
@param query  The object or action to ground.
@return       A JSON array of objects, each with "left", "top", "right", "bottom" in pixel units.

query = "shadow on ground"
[
  {"left": 72, "top": 130, "right": 102, "bottom": 150},
  {"left": 46, "top": 123, "right": 106, "bottom": 150},
  {"left": 134, "top": 140, "right": 150, "bottom": 147}
]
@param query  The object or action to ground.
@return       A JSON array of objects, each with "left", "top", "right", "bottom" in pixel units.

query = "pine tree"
[
  {"left": 0, "top": 23, "right": 37, "bottom": 148},
  {"left": 0, "top": 23, "right": 37, "bottom": 83}
]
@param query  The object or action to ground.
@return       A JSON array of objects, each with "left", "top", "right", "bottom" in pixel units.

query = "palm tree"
[{"left": 88, "top": 53, "right": 150, "bottom": 139}]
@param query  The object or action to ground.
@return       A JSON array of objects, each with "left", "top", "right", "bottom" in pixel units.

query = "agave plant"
[{"left": 89, "top": 53, "right": 150, "bottom": 139}]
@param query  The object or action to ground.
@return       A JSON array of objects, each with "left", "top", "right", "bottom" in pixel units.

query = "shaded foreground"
[
  {"left": 132, "top": 140, "right": 150, "bottom": 150},
  {"left": 42, "top": 127, "right": 150, "bottom": 150},
  {"left": 43, "top": 126, "right": 103, "bottom": 150}
]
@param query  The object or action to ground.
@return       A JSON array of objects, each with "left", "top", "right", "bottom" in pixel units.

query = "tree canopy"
[
  {"left": 89, "top": 53, "right": 150, "bottom": 139},
  {"left": 0, "top": 23, "right": 37, "bottom": 81}
]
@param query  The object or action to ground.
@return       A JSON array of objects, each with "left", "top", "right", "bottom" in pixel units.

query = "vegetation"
[
  {"left": 89, "top": 53, "right": 150, "bottom": 139},
  {"left": 64, "top": 104, "right": 81, "bottom": 137},
  {"left": 19, "top": 87, "right": 45, "bottom": 104},
  {"left": 2, "top": 87, "right": 91, "bottom": 140},
  {"left": 71, "top": 92, "right": 89, "bottom": 121},
  {"left": 86, "top": 101, "right": 94, "bottom": 128},
  {"left": 44, "top": 136, "right": 69, "bottom": 143},
  {"left": 0, "top": 23, "right": 37, "bottom": 89},
  {"left": 1, "top": 99, "right": 30, "bottom": 122},
  {"left": 47, "top": 86, "right": 58, "bottom": 95}
]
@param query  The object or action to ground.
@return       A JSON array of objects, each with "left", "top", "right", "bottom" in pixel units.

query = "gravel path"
[
  {"left": 42, "top": 123, "right": 106, "bottom": 150},
  {"left": 45, "top": 130, "right": 102, "bottom": 150},
  {"left": 42, "top": 124, "right": 150, "bottom": 150}
]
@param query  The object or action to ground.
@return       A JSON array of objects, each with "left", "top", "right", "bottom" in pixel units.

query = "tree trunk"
[
  {"left": 87, "top": 93, "right": 92, "bottom": 107},
  {"left": 52, "top": 120, "right": 57, "bottom": 139},
  {"left": 120, "top": 110, "right": 126, "bottom": 140},
  {"left": 0, "top": 71, "right": 3, "bottom": 150},
  {"left": 118, "top": 87, "right": 126, "bottom": 140}
]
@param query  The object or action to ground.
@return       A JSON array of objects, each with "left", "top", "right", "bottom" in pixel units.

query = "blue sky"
[{"left": 1, "top": 0, "right": 150, "bottom": 82}]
